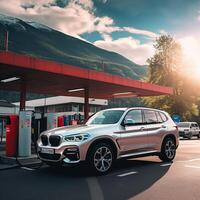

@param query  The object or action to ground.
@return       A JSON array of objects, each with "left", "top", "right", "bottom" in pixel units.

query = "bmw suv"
[{"left": 37, "top": 107, "right": 179, "bottom": 174}]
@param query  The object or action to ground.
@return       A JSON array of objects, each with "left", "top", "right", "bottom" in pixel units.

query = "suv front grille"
[
  {"left": 49, "top": 135, "right": 61, "bottom": 147},
  {"left": 41, "top": 135, "right": 48, "bottom": 146}
]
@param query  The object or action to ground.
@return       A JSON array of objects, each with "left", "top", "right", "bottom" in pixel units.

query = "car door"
[
  {"left": 195, "top": 123, "right": 200, "bottom": 135},
  {"left": 144, "top": 110, "right": 167, "bottom": 151},
  {"left": 192, "top": 123, "right": 198, "bottom": 136},
  {"left": 118, "top": 109, "right": 149, "bottom": 155}
]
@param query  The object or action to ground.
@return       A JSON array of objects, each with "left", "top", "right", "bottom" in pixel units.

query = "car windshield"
[
  {"left": 178, "top": 122, "right": 190, "bottom": 127},
  {"left": 87, "top": 110, "right": 125, "bottom": 125}
]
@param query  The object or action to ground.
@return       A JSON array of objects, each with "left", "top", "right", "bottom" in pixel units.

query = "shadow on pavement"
[
  {"left": 0, "top": 158, "right": 171, "bottom": 200},
  {"left": 98, "top": 159, "right": 171, "bottom": 200},
  {"left": 32, "top": 159, "right": 170, "bottom": 200}
]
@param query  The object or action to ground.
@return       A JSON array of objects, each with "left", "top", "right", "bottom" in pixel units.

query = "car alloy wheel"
[
  {"left": 159, "top": 137, "right": 176, "bottom": 162},
  {"left": 165, "top": 139, "right": 176, "bottom": 160},
  {"left": 93, "top": 146, "right": 113, "bottom": 173}
]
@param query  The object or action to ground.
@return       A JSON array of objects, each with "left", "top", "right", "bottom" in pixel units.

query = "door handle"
[
  {"left": 140, "top": 127, "right": 145, "bottom": 131},
  {"left": 161, "top": 125, "right": 167, "bottom": 128}
]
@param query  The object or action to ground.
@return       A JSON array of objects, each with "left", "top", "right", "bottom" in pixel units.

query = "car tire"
[
  {"left": 187, "top": 132, "right": 192, "bottom": 140},
  {"left": 159, "top": 137, "right": 176, "bottom": 162},
  {"left": 197, "top": 133, "right": 200, "bottom": 139},
  {"left": 87, "top": 143, "right": 114, "bottom": 175}
]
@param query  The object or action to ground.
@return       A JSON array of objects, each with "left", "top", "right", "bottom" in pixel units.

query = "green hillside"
[{"left": 0, "top": 14, "right": 147, "bottom": 102}]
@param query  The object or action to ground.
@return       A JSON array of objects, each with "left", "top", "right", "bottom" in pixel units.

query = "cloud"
[
  {"left": 0, "top": 0, "right": 158, "bottom": 38},
  {"left": 94, "top": 37, "right": 154, "bottom": 65},
  {"left": 123, "top": 27, "right": 159, "bottom": 38},
  {"left": 0, "top": 0, "right": 119, "bottom": 38},
  {"left": 0, "top": 0, "right": 97, "bottom": 38},
  {"left": 159, "top": 29, "right": 168, "bottom": 35}
]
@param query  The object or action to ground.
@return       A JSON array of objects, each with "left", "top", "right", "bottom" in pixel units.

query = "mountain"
[
  {"left": 0, "top": 14, "right": 147, "bottom": 79},
  {"left": 0, "top": 14, "right": 147, "bottom": 102}
]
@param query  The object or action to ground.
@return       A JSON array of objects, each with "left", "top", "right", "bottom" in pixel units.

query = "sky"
[{"left": 0, "top": 0, "right": 200, "bottom": 66}]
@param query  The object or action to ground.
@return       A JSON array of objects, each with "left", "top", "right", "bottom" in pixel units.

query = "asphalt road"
[{"left": 1, "top": 139, "right": 200, "bottom": 200}]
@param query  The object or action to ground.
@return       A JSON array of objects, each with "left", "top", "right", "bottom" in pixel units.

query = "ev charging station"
[{"left": 18, "top": 111, "right": 32, "bottom": 157}]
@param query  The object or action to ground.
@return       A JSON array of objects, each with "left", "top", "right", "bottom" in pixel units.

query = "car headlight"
[{"left": 64, "top": 133, "right": 90, "bottom": 142}]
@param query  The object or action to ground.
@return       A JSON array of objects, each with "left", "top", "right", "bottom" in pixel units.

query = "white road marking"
[
  {"left": 21, "top": 167, "right": 35, "bottom": 171},
  {"left": 185, "top": 164, "right": 200, "bottom": 169},
  {"left": 187, "top": 158, "right": 200, "bottom": 162},
  {"left": 176, "top": 158, "right": 200, "bottom": 163},
  {"left": 160, "top": 163, "right": 172, "bottom": 167},
  {"left": 117, "top": 171, "right": 137, "bottom": 177}
]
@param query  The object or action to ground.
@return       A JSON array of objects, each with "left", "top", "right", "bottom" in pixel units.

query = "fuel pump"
[
  {"left": 0, "top": 112, "right": 44, "bottom": 171},
  {"left": 6, "top": 115, "right": 19, "bottom": 157},
  {"left": 18, "top": 111, "right": 32, "bottom": 157}
]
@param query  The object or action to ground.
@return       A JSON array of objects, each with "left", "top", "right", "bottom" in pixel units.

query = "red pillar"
[
  {"left": 20, "top": 79, "right": 27, "bottom": 111},
  {"left": 84, "top": 87, "right": 89, "bottom": 122},
  {"left": 5, "top": 31, "right": 8, "bottom": 51}
]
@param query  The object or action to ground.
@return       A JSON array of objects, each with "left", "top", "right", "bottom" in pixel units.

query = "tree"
[{"left": 143, "top": 35, "right": 198, "bottom": 121}]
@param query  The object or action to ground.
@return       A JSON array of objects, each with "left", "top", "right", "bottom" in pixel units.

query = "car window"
[
  {"left": 156, "top": 112, "right": 163, "bottom": 123},
  {"left": 190, "top": 124, "right": 194, "bottom": 128},
  {"left": 144, "top": 110, "right": 158, "bottom": 124},
  {"left": 124, "top": 110, "right": 143, "bottom": 125},
  {"left": 88, "top": 110, "right": 125, "bottom": 125},
  {"left": 178, "top": 122, "right": 190, "bottom": 127},
  {"left": 159, "top": 112, "right": 168, "bottom": 122},
  {"left": 192, "top": 123, "right": 197, "bottom": 128}
]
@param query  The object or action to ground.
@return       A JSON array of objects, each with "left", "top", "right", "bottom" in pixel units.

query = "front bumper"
[
  {"left": 179, "top": 131, "right": 190, "bottom": 137},
  {"left": 37, "top": 142, "right": 89, "bottom": 164}
]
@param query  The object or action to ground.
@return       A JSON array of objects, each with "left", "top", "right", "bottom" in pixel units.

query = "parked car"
[
  {"left": 177, "top": 122, "right": 200, "bottom": 139},
  {"left": 37, "top": 107, "right": 179, "bottom": 174}
]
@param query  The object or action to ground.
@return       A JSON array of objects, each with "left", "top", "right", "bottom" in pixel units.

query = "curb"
[
  {"left": 0, "top": 155, "right": 17, "bottom": 165},
  {"left": 0, "top": 154, "right": 42, "bottom": 167},
  {"left": 0, "top": 164, "right": 19, "bottom": 171}
]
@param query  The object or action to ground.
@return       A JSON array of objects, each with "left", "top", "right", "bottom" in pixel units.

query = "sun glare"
[{"left": 180, "top": 36, "right": 200, "bottom": 80}]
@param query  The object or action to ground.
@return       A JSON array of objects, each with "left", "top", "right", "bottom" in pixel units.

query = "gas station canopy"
[
  {"left": 0, "top": 51, "right": 173, "bottom": 98},
  {"left": 0, "top": 51, "right": 173, "bottom": 119}
]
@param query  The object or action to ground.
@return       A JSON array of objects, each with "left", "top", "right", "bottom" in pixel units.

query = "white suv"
[
  {"left": 178, "top": 122, "right": 200, "bottom": 139},
  {"left": 37, "top": 107, "right": 179, "bottom": 174}
]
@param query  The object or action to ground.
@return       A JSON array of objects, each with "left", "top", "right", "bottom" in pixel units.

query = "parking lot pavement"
[{"left": 0, "top": 139, "right": 200, "bottom": 200}]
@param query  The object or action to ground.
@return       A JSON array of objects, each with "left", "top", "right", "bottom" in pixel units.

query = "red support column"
[
  {"left": 20, "top": 79, "right": 27, "bottom": 111},
  {"left": 5, "top": 31, "right": 8, "bottom": 51},
  {"left": 84, "top": 87, "right": 89, "bottom": 122}
]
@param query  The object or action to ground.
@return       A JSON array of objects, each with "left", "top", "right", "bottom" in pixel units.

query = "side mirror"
[{"left": 123, "top": 119, "right": 135, "bottom": 126}]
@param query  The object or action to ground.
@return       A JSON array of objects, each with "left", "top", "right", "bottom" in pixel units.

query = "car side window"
[
  {"left": 124, "top": 110, "right": 143, "bottom": 125},
  {"left": 156, "top": 112, "right": 163, "bottom": 123},
  {"left": 192, "top": 123, "right": 196, "bottom": 128},
  {"left": 159, "top": 112, "right": 168, "bottom": 122},
  {"left": 144, "top": 110, "right": 158, "bottom": 124}
]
